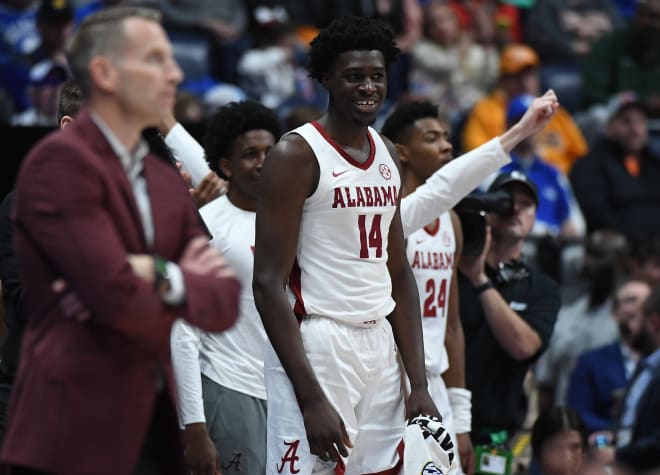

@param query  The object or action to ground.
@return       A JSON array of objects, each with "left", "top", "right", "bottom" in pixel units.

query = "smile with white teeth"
[{"left": 355, "top": 100, "right": 376, "bottom": 106}]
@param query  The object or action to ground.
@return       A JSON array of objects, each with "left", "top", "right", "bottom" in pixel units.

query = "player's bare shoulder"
[{"left": 264, "top": 132, "right": 319, "bottom": 197}]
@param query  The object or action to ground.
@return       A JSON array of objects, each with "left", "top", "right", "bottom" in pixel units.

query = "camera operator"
[{"left": 457, "top": 171, "right": 560, "bottom": 448}]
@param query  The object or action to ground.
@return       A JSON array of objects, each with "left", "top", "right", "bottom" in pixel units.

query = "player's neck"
[
  {"left": 400, "top": 169, "right": 424, "bottom": 198},
  {"left": 227, "top": 188, "right": 257, "bottom": 212},
  {"left": 318, "top": 114, "right": 370, "bottom": 150}
]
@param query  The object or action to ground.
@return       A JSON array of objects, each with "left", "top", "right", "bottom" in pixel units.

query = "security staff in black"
[{"left": 457, "top": 171, "right": 560, "bottom": 445}]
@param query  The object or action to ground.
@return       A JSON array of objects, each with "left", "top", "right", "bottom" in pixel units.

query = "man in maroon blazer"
[{"left": 0, "top": 6, "right": 240, "bottom": 475}]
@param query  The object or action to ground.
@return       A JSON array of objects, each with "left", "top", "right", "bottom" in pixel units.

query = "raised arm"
[
  {"left": 160, "top": 114, "right": 212, "bottom": 187},
  {"left": 252, "top": 136, "right": 351, "bottom": 462},
  {"left": 402, "top": 90, "right": 560, "bottom": 237}
]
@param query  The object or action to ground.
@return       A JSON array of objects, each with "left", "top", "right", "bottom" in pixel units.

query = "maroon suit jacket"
[{"left": 0, "top": 112, "right": 240, "bottom": 475}]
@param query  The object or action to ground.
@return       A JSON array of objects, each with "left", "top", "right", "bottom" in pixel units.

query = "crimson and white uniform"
[
  {"left": 287, "top": 122, "right": 399, "bottom": 324},
  {"left": 267, "top": 121, "right": 406, "bottom": 475},
  {"left": 405, "top": 213, "right": 459, "bottom": 454},
  {"left": 407, "top": 212, "right": 455, "bottom": 378}
]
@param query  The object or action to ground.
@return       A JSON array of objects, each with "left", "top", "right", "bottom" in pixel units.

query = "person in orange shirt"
[{"left": 461, "top": 44, "right": 588, "bottom": 174}]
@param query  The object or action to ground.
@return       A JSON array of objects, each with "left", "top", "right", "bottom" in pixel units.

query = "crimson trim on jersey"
[
  {"left": 424, "top": 217, "right": 440, "bottom": 237},
  {"left": 311, "top": 121, "right": 376, "bottom": 170},
  {"left": 288, "top": 259, "right": 306, "bottom": 320}
]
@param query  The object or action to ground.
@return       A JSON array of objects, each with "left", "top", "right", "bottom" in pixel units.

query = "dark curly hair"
[
  {"left": 381, "top": 101, "right": 440, "bottom": 143},
  {"left": 204, "top": 101, "right": 282, "bottom": 178},
  {"left": 307, "top": 16, "right": 400, "bottom": 82}
]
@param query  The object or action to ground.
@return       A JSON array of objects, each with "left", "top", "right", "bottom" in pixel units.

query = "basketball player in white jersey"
[
  {"left": 382, "top": 102, "right": 473, "bottom": 474},
  {"left": 170, "top": 101, "right": 281, "bottom": 475},
  {"left": 252, "top": 16, "right": 560, "bottom": 475}
]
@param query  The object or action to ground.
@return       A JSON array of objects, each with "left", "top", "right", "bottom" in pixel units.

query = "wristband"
[
  {"left": 447, "top": 387, "right": 472, "bottom": 434},
  {"left": 473, "top": 279, "right": 493, "bottom": 295}
]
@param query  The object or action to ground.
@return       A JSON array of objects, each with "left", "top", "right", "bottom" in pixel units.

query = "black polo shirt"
[{"left": 458, "top": 261, "right": 560, "bottom": 442}]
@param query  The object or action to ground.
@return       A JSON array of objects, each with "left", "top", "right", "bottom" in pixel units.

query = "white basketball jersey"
[
  {"left": 198, "top": 196, "right": 267, "bottom": 399},
  {"left": 287, "top": 122, "right": 400, "bottom": 324},
  {"left": 406, "top": 212, "right": 456, "bottom": 375}
]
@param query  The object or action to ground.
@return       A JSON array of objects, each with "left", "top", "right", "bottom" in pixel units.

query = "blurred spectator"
[
  {"left": 581, "top": 0, "right": 660, "bottom": 116},
  {"left": 158, "top": 0, "right": 249, "bottom": 84},
  {"left": 497, "top": 94, "right": 580, "bottom": 239},
  {"left": 530, "top": 407, "right": 588, "bottom": 475},
  {"left": 449, "top": 0, "right": 524, "bottom": 47},
  {"left": 525, "top": 0, "right": 623, "bottom": 64},
  {"left": 570, "top": 93, "right": 660, "bottom": 240},
  {"left": 237, "top": 6, "right": 325, "bottom": 115},
  {"left": 535, "top": 230, "right": 630, "bottom": 409},
  {"left": 10, "top": 59, "right": 67, "bottom": 125},
  {"left": 0, "top": 0, "right": 72, "bottom": 113},
  {"left": 0, "top": 1, "right": 39, "bottom": 58},
  {"left": 614, "top": 286, "right": 660, "bottom": 472},
  {"left": 567, "top": 279, "right": 649, "bottom": 434},
  {"left": 409, "top": 0, "right": 498, "bottom": 122},
  {"left": 462, "top": 44, "right": 588, "bottom": 174},
  {"left": 0, "top": 0, "right": 39, "bottom": 111},
  {"left": 630, "top": 235, "right": 660, "bottom": 288},
  {"left": 30, "top": 0, "right": 73, "bottom": 65}
]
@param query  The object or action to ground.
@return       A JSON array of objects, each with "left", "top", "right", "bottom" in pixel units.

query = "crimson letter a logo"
[{"left": 277, "top": 439, "right": 301, "bottom": 474}]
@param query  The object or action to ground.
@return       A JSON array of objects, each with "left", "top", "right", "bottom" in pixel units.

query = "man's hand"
[
  {"left": 406, "top": 386, "right": 441, "bottom": 421},
  {"left": 191, "top": 172, "right": 226, "bottom": 209},
  {"left": 184, "top": 423, "right": 220, "bottom": 475},
  {"left": 52, "top": 279, "right": 91, "bottom": 322},
  {"left": 127, "top": 254, "right": 155, "bottom": 282},
  {"left": 456, "top": 432, "right": 476, "bottom": 475},
  {"left": 303, "top": 397, "right": 353, "bottom": 462},
  {"left": 180, "top": 236, "right": 235, "bottom": 279},
  {"left": 458, "top": 225, "right": 491, "bottom": 286}
]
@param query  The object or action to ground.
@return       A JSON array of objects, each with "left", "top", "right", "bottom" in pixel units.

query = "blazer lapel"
[{"left": 76, "top": 113, "right": 148, "bottom": 250}]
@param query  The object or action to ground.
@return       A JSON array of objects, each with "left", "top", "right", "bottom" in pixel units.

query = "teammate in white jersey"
[
  {"left": 170, "top": 101, "right": 281, "bottom": 475},
  {"left": 383, "top": 102, "right": 473, "bottom": 474}
]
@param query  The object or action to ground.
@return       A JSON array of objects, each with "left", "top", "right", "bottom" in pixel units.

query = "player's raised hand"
[{"left": 516, "top": 89, "right": 559, "bottom": 136}]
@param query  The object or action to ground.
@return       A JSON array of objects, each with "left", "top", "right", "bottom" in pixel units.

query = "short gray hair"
[{"left": 66, "top": 6, "right": 162, "bottom": 98}]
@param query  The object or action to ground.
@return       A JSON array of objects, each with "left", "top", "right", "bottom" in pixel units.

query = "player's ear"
[
  {"left": 395, "top": 143, "right": 410, "bottom": 165},
  {"left": 219, "top": 158, "right": 232, "bottom": 179}
]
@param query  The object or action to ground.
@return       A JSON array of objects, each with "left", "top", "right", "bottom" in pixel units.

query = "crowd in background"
[{"left": 1, "top": 0, "right": 660, "bottom": 474}]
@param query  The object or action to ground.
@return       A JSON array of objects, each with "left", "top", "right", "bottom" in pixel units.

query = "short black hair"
[
  {"left": 307, "top": 16, "right": 400, "bottom": 82},
  {"left": 204, "top": 101, "right": 282, "bottom": 178},
  {"left": 531, "top": 407, "right": 587, "bottom": 460},
  {"left": 381, "top": 101, "right": 440, "bottom": 144},
  {"left": 57, "top": 78, "right": 83, "bottom": 122}
]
